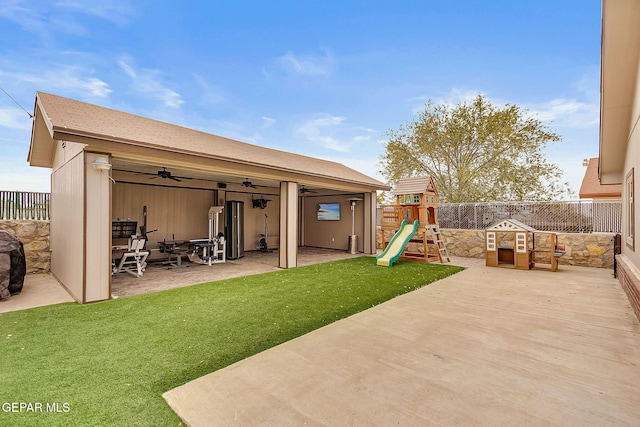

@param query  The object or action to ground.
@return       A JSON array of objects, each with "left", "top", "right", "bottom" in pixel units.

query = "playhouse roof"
[
  {"left": 393, "top": 176, "right": 437, "bottom": 195},
  {"left": 486, "top": 219, "right": 537, "bottom": 232}
]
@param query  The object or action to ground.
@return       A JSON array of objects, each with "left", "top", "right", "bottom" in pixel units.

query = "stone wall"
[
  {"left": 0, "top": 221, "right": 50, "bottom": 274},
  {"left": 377, "top": 227, "right": 616, "bottom": 269}
]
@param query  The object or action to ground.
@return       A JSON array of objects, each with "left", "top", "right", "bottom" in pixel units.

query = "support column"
[
  {"left": 363, "top": 191, "right": 377, "bottom": 254},
  {"left": 84, "top": 152, "right": 112, "bottom": 302},
  {"left": 279, "top": 181, "right": 298, "bottom": 268}
]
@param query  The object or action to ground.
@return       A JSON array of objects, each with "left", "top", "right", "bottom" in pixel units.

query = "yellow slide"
[{"left": 376, "top": 220, "right": 420, "bottom": 267}]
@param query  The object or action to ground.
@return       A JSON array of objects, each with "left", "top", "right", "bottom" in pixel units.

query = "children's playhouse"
[{"left": 377, "top": 176, "right": 450, "bottom": 266}]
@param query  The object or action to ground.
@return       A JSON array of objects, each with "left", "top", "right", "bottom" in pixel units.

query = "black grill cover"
[{"left": 0, "top": 230, "right": 26, "bottom": 300}]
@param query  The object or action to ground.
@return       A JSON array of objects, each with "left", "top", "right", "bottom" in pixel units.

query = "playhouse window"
[
  {"left": 486, "top": 232, "right": 496, "bottom": 251},
  {"left": 413, "top": 195, "right": 421, "bottom": 204}
]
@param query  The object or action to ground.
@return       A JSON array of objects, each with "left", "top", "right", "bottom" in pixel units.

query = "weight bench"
[{"left": 112, "top": 236, "right": 150, "bottom": 278}]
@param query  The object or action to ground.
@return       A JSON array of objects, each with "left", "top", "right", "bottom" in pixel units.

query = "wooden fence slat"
[{"left": 0, "top": 191, "right": 50, "bottom": 221}]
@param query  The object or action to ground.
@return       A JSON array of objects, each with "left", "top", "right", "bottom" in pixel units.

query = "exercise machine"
[
  {"left": 158, "top": 237, "right": 189, "bottom": 269},
  {"left": 112, "top": 234, "right": 150, "bottom": 278},
  {"left": 188, "top": 206, "right": 226, "bottom": 265},
  {"left": 259, "top": 214, "right": 272, "bottom": 252}
]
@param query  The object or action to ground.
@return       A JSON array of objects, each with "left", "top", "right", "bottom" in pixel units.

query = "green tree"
[{"left": 379, "top": 94, "right": 570, "bottom": 203}]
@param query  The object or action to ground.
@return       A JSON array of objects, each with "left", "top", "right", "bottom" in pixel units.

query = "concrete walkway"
[
  {"left": 164, "top": 261, "right": 640, "bottom": 426},
  {"left": 0, "top": 273, "right": 74, "bottom": 313}
]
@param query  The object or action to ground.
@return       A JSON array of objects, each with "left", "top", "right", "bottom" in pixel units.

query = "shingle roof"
[
  {"left": 579, "top": 158, "right": 621, "bottom": 199},
  {"left": 30, "top": 92, "right": 389, "bottom": 189},
  {"left": 393, "top": 176, "right": 436, "bottom": 195}
]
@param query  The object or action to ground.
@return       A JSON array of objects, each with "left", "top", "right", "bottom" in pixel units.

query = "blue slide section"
[{"left": 376, "top": 220, "right": 420, "bottom": 267}]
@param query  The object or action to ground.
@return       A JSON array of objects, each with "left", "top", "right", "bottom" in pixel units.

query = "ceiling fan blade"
[{"left": 170, "top": 176, "right": 181, "bottom": 182}]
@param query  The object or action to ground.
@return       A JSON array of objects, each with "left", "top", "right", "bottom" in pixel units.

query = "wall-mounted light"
[
  {"left": 92, "top": 157, "right": 112, "bottom": 170},
  {"left": 582, "top": 158, "right": 589, "bottom": 167}
]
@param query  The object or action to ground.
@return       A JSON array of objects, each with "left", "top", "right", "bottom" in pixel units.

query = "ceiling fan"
[
  {"left": 152, "top": 167, "right": 181, "bottom": 182},
  {"left": 251, "top": 195, "right": 271, "bottom": 209},
  {"left": 242, "top": 178, "right": 257, "bottom": 188},
  {"left": 300, "top": 185, "right": 316, "bottom": 194}
]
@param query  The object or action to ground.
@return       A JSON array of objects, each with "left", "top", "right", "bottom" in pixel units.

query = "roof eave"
[
  {"left": 27, "top": 95, "right": 57, "bottom": 168},
  {"left": 599, "top": 0, "right": 640, "bottom": 184},
  {"left": 52, "top": 127, "right": 390, "bottom": 191}
]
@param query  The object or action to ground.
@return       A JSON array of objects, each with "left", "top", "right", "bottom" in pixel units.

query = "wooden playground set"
[
  {"left": 377, "top": 176, "right": 450, "bottom": 267},
  {"left": 376, "top": 176, "right": 565, "bottom": 271}
]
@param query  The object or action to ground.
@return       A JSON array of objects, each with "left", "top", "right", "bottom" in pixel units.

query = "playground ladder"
[{"left": 427, "top": 224, "right": 450, "bottom": 263}]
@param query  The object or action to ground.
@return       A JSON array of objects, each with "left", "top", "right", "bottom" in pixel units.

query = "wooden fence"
[{"left": 0, "top": 191, "right": 50, "bottom": 220}]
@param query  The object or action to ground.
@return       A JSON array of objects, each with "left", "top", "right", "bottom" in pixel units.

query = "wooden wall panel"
[
  {"left": 112, "top": 183, "right": 215, "bottom": 251},
  {"left": 224, "top": 192, "right": 280, "bottom": 251},
  {"left": 84, "top": 153, "right": 112, "bottom": 302},
  {"left": 50, "top": 152, "right": 85, "bottom": 302},
  {"left": 303, "top": 195, "right": 364, "bottom": 251}
]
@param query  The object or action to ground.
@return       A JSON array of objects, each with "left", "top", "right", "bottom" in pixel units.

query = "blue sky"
[{"left": 0, "top": 0, "right": 601, "bottom": 195}]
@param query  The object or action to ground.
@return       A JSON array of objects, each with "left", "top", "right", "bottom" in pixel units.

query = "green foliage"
[
  {"left": 379, "top": 94, "right": 570, "bottom": 202},
  {"left": 0, "top": 257, "right": 462, "bottom": 426}
]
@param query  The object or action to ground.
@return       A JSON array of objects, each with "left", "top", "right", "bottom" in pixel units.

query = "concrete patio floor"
[
  {"left": 0, "top": 248, "right": 362, "bottom": 312},
  {"left": 3, "top": 251, "right": 640, "bottom": 425},
  {"left": 0, "top": 272, "right": 74, "bottom": 313},
  {"left": 164, "top": 261, "right": 640, "bottom": 426},
  {"left": 111, "top": 247, "right": 362, "bottom": 297}
]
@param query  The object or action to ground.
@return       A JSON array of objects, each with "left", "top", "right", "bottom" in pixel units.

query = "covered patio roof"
[{"left": 28, "top": 92, "right": 390, "bottom": 193}]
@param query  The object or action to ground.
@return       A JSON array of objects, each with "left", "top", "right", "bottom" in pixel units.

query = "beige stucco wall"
[
  {"left": 618, "top": 49, "right": 640, "bottom": 281},
  {"left": 0, "top": 220, "right": 50, "bottom": 274},
  {"left": 377, "top": 227, "right": 617, "bottom": 269}
]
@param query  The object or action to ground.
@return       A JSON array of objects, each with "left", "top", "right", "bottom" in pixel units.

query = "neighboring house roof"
[
  {"left": 393, "top": 176, "right": 437, "bottom": 195},
  {"left": 599, "top": 0, "right": 640, "bottom": 184},
  {"left": 486, "top": 219, "right": 537, "bottom": 232},
  {"left": 579, "top": 158, "right": 622, "bottom": 199},
  {"left": 28, "top": 92, "right": 389, "bottom": 191}
]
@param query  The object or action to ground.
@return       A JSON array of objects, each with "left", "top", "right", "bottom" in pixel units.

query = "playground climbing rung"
[{"left": 427, "top": 224, "right": 450, "bottom": 263}]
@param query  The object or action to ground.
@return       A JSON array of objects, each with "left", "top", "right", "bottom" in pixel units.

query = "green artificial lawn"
[{"left": 0, "top": 257, "right": 463, "bottom": 426}]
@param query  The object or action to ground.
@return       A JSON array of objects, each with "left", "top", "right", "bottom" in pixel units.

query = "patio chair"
[{"left": 112, "top": 235, "right": 150, "bottom": 278}]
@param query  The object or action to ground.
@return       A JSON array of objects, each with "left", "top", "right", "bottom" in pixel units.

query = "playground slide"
[{"left": 376, "top": 220, "right": 420, "bottom": 267}]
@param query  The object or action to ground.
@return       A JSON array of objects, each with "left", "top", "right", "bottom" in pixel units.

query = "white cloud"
[
  {"left": 0, "top": 0, "right": 134, "bottom": 39},
  {"left": 55, "top": 1, "right": 134, "bottom": 26},
  {"left": 0, "top": 169, "right": 51, "bottom": 192},
  {"left": 295, "top": 114, "right": 378, "bottom": 153},
  {"left": 297, "top": 114, "right": 349, "bottom": 152},
  {"left": 410, "top": 86, "right": 599, "bottom": 130},
  {"left": 320, "top": 156, "right": 387, "bottom": 185},
  {"left": 3, "top": 65, "right": 111, "bottom": 98},
  {"left": 270, "top": 48, "right": 335, "bottom": 78},
  {"left": 435, "top": 88, "right": 481, "bottom": 108},
  {"left": 0, "top": 0, "right": 47, "bottom": 34},
  {"left": 0, "top": 107, "right": 32, "bottom": 130},
  {"left": 528, "top": 98, "right": 599, "bottom": 129},
  {"left": 118, "top": 59, "right": 184, "bottom": 108},
  {"left": 410, "top": 88, "right": 483, "bottom": 115},
  {"left": 261, "top": 116, "right": 276, "bottom": 130},
  {"left": 191, "top": 74, "right": 226, "bottom": 105}
]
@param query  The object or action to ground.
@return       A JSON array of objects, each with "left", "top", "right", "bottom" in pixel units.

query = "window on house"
[{"left": 626, "top": 168, "right": 635, "bottom": 250}]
